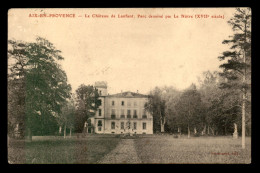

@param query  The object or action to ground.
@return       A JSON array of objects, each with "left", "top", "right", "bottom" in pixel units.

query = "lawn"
[
  {"left": 134, "top": 135, "right": 251, "bottom": 164},
  {"left": 8, "top": 135, "right": 251, "bottom": 164},
  {"left": 8, "top": 135, "right": 121, "bottom": 164}
]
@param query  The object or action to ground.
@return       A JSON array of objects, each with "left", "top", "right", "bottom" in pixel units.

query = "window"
[
  {"left": 111, "top": 122, "right": 115, "bottom": 129},
  {"left": 112, "top": 101, "right": 115, "bottom": 106},
  {"left": 121, "top": 122, "right": 124, "bottom": 129},
  {"left": 127, "top": 110, "right": 131, "bottom": 118},
  {"left": 142, "top": 109, "right": 147, "bottom": 118},
  {"left": 99, "top": 109, "right": 102, "bottom": 116},
  {"left": 120, "top": 109, "right": 125, "bottom": 118},
  {"left": 133, "top": 122, "right": 137, "bottom": 130},
  {"left": 127, "top": 101, "right": 131, "bottom": 106},
  {"left": 98, "top": 99, "right": 102, "bottom": 106},
  {"left": 134, "top": 101, "right": 137, "bottom": 106},
  {"left": 111, "top": 109, "right": 116, "bottom": 119},
  {"left": 98, "top": 120, "right": 102, "bottom": 131},
  {"left": 121, "top": 101, "right": 124, "bottom": 106},
  {"left": 99, "top": 91, "right": 102, "bottom": 95},
  {"left": 133, "top": 110, "right": 137, "bottom": 118},
  {"left": 143, "top": 122, "right": 146, "bottom": 130},
  {"left": 111, "top": 109, "right": 115, "bottom": 115}
]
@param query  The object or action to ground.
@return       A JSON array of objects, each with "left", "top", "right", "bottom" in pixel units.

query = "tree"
[
  {"left": 218, "top": 8, "right": 251, "bottom": 148},
  {"left": 160, "top": 86, "right": 181, "bottom": 133},
  {"left": 8, "top": 37, "right": 72, "bottom": 140},
  {"left": 174, "top": 84, "right": 203, "bottom": 138},
  {"left": 146, "top": 86, "right": 180, "bottom": 133},
  {"left": 145, "top": 87, "right": 166, "bottom": 133},
  {"left": 74, "top": 84, "right": 100, "bottom": 133},
  {"left": 198, "top": 71, "right": 243, "bottom": 136},
  {"left": 8, "top": 40, "right": 28, "bottom": 138},
  {"left": 58, "top": 98, "right": 76, "bottom": 138},
  {"left": 198, "top": 71, "right": 219, "bottom": 135}
]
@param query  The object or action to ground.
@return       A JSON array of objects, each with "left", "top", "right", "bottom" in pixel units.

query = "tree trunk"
[
  {"left": 187, "top": 125, "right": 190, "bottom": 138},
  {"left": 242, "top": 90, "right": 246, "bottom": 149},
  {"left": 241, "top": 14, "right": 248, "bottom": 149},
  {"left": 161, "top": 118, "right": 165, "bottom": 133},
  {"left": 70, "top": 127, "right": 72, "bottom": 137},
  {"left": 59, "top": 126, "right": 62, "bottom": 134},
  {"left": 207, "top": 125, "right": 210, "bottom": 135},
  {"left": 241, "top": 28, "right": 246, "bottom": 148},
  {"left": 202, "top": 125, "right": 206, "bottom": 135},
  {"left": 210, "top": 127, "right": 214, "bottom": 135},
  {"left": 160, "top": 110, "right": 165, "bottom": 133},
  {"left": 64, "top": 125, "right": 66, "bottom": 139}
]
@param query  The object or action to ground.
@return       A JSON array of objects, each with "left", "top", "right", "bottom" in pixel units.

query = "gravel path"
[{"left": 98, "top": 139, "right": 142, "bottom": 164}]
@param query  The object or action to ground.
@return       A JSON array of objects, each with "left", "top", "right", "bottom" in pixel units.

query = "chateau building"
[{"left": 88, "top": 81, "right": 153, "bottom": 134}]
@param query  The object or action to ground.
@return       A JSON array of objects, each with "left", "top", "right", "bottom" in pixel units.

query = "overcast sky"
[{"left": 8, "top": 8, "right": 236, "bottom": 94}]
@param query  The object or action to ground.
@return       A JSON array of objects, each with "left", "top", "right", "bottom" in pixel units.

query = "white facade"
[{"left": 90, "top": 82, "right": 153, "bottom": 134}]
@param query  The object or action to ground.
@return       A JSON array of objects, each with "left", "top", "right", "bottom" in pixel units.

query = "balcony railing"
[{"left": 105, "top": 115, "right": 151, "bottom": 120}]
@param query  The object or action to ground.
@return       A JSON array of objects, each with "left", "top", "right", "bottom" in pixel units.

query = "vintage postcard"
[{"left": 8, "top": 8, "right": 251, "bottom": 164}]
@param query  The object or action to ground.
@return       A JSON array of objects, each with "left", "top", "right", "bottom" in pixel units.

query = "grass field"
[
  {"left": 8, "top": 135, "right": 121, "bottom": 164},
  {"left": 8, "top": 135, "right": 251, "bottom": 164},
  {"left": 134, "top": 135, "right": 251, "bottom": 164}
]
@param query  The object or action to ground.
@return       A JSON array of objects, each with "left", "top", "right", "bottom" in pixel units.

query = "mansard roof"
[{"left": 108, "top": 91, "right": 148, "bottom": 98}]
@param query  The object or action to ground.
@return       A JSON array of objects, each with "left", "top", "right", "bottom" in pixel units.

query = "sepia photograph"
[{"left": 7, "top": 8, "right": 251, "bottom": 164}]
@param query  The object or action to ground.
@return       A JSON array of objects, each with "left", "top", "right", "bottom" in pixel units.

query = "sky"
[{"left": 8, "top": 8, "right": 236, "bottom": 94}]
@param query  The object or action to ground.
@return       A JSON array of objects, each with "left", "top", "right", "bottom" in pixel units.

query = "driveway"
[{"left": 98, "top": 139, "right": 141, "bottom": 164}]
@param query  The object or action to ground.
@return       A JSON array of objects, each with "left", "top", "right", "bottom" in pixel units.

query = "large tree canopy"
[
  {"left": 174, "top": 84, "right": 204, "bottom": 138},
  {"left": 8, "top": 37, "right": 72, "bottom": 138},
  {"left": 74, "top": 84, "right": 100, "bottom": 132}
]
